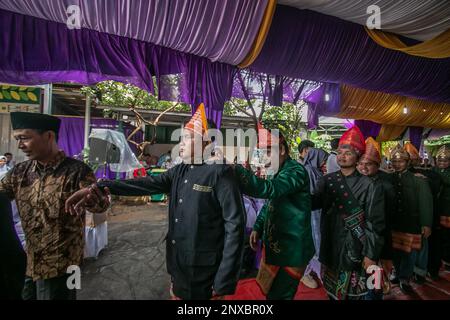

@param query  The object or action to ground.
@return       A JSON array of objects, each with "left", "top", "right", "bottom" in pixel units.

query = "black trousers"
[
  {"left": 427, "top": 228, "right": 442, "bottom": 276},
  {"left": 22, "top": 274, "right": 77, "bottom": 300},
  {"left": 442, "top": 228, "right": 450, "bottom": 264},
  {"left": 0, "top": 251, "right": 26, "bottom": 300}
]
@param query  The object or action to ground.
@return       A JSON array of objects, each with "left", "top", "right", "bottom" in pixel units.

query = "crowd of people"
[
  {"left": 0, "top": 153, "right": 14, "bottom": 179},
  {"left": 1, "top": 108, "right": 449, "bottom": 301}
]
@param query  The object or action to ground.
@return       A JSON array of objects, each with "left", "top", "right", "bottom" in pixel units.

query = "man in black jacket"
[
  {"left": 357, "top": 137, "right": 396, "bottom": 298},
  {"left": 404, "top": 142, "right": 441, "bottom": 282},
  {"left": 313, "top": 127, "right": 385, "bottom": 300},
  {"left": 66, "top": 105, "right": 246, "bottom": 300}
]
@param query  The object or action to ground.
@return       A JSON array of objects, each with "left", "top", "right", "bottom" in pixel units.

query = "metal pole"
[
  {"left": 84, "top": 94, "right": 91, "bottom": 149},
  {"left": 42, "top": 84, "right": 53, "bottom": 114}
]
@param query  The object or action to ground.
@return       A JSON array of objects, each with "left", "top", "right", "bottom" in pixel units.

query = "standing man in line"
[
  {"left": 434, "top": 145, "right": 450, "bottom": 273},
  {"left": 357, "top": 137, "right": 397, "bottom": 298},
  {"left": 389, "top": 145, "right": 433, "bottom": 294},
  {"left": 404, "top": 142, "right": 441, "bottom": 283},
  {"left": 314, "top": 127, "right": 385, "bottom": 300}
]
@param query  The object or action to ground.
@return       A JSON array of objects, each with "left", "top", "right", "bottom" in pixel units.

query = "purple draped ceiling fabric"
[
  {"left": 427, "top": 129, "right": 450, "bottom": 140},
  {"left": 352, "top": 120, "right": 422, "bottom": 150},
  {"left": 250, "top": 6, "right": 450, "bottom": 104},
  {"left": 408, "top": 126, "right": 424, "bottom": 151},
  {"left": 305, "top": 83, "right": 341, "bottom": 129},
  {"left": 0, "top": 0, "right": 269, "bottom": 65},
  {"left": 2, "top": 5, "right": 449, "bottom": 129},
  {"left": 232, "top": 69, "right": 322, "bottom": 107},
  {"left": 354, "top": 120, "right": 382, "bottom": 140},
  {"left": 0, "top": 9, "right": 233, "bottom": 127},
  {"left": 57, "top": 116, "right": 143, "bottom": 179}
]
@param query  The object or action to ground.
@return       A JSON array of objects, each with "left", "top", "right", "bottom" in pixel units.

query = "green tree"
[
  {"left": 262, "top": 102, "right": 307, "bottom": 152},
  {"left": 81, "top": 80, "right": 191, "bottom": 113},
  {"left": 82, "top": 80, "right": 240, "bottom": 117},
  {"left": 225, "top": 97, "right": 307, "bottom": 153},
  {"left": 308, "top": 130, "right": 332, "bottom": 152}
]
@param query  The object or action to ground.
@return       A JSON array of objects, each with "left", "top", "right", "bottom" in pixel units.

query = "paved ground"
[
  {"left": 78, "top": 202, "right": 171, "bottom": 300},
  {"left": 77, "top": 200, "right": 450, "bottom": 300}
]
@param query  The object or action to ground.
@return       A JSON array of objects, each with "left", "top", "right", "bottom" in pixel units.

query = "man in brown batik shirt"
[{"left": 0, "top": 112, "right": 106, "bottom": 300}]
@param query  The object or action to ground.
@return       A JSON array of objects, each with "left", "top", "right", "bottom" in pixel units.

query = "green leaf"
[
  {"left": 19, "top": 92, "right": 29, "bottom": 101},
  {"left": 2, "top": 91, "right": 11, "bottom": 100}
]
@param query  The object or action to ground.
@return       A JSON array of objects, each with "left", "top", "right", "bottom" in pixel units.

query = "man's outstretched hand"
[
  {"left": 249, "top": 231, "right": 260, "bottom": 251},
  {"left": 65, "top": 184, "right": 111, "bottom": 216}
]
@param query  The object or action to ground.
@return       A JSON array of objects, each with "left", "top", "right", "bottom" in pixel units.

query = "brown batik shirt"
[{"left": 0, "top": 151, "right": 107, "bottom": 280}]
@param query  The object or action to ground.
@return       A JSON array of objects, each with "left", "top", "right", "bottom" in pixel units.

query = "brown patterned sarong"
[
  {"left": 256, "top": 247, "right": 303, "bottom": 296},
  {"left": 392, "top": 231, "right": 422, "bottom": 253}
]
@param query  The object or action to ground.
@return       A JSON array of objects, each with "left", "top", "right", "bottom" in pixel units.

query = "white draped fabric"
[
  {"left": 279, "top": 0, "right": 450, "bottom": 41},
  {"left": 84, "top": 222, "right": 108, "bottom": 259}
]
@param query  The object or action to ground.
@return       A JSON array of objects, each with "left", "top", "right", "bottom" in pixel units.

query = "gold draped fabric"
[
  {"left": 238, "top": 0, "right": 276, "bottom": 68},
  {"left": 338, "top": 85, "right": 450, "bottom": 129},
  {"left": 376, "top": 124, "right": 407, "bottom": 143},
  {"left": 366, "top": 27, "right": 450, "bottom": 59}
]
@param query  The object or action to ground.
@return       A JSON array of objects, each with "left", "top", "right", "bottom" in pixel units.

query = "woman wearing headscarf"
[{"left": 301, "top": 148, "right": 329, "bottom": 288}]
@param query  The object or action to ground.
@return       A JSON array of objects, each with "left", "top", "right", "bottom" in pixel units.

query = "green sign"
[{"left": 0, "top": 85, "right": 41, "bottom": 104}]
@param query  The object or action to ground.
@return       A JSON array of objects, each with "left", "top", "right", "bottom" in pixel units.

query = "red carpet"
[
  {"left": 225, "top": 278, "right": 328, "bottom": 300},
  {"left": 385, "top": 270, "right": 450, "bottom": 300},
  {"left": 226, "top": 270, "right": 450, "bottom": 300}
]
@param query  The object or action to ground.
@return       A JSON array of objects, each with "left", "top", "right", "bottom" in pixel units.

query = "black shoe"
[
  {"left": 414, "top": 274, "right": 426, "bottom": 285},
  {"left": 427, "top": 272, "right": 439, "bottom": 281},
  {"left": 400, "top": 281, "right": 415, "bottom": 295}
]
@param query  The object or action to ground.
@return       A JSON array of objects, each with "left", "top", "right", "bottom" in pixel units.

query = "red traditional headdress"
[
  {"left": 339, "top": 126, "right": 366, "bottom": 155},
  {"left": 257, "top": 122, "right": 283, "bottom": 148}
]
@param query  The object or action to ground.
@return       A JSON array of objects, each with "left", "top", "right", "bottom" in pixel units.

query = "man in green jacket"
[{"left": 235, "top": 126, "right": 314, "bottom": 300}]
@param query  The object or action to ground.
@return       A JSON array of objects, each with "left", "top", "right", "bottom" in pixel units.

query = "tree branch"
[
  {"left": 230, "top": 100, "right": 253, "bottom": 118},
  {"left": 292, "top": 79, "right": 307, "bottom": 106}
]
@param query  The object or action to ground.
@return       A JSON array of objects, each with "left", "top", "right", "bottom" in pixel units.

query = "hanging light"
[
  {"left": 403, "top": 107, "right": 408, "bottom": 114},
  {"left": 324, "top": 94, "right": 330, "bottom": 102}
]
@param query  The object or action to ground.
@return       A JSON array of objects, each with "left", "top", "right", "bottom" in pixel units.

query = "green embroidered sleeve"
[{"left": 235, "top": 162, "right": 308, "bottom": 200}]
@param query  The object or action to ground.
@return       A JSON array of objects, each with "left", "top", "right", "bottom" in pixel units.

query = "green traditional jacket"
[
  {"left": 434, "top": 167, "right": 450, "bottom": 217},
  {"left": 236, "top": 158, "right": 314, "bottom": 267}
]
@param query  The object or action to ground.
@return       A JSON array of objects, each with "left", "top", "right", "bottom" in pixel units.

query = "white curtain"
[{"left": 279, "top": 0, "right": 450, "bottom": 41}]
